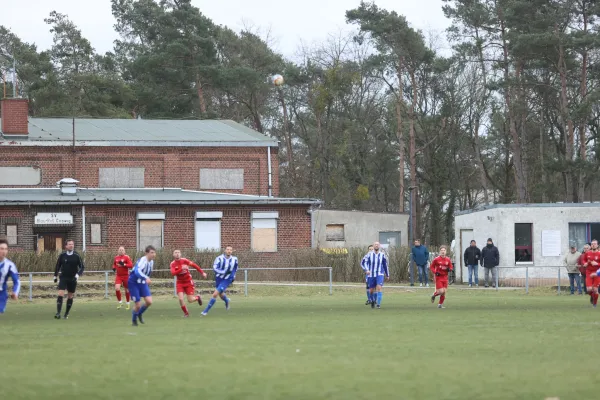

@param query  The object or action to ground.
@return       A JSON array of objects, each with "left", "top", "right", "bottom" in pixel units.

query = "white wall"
[
  {"left": 314, "top": 210, "right": 408, "bottom": 248},
  {"left": 454, "top": 204, "right": 600, "bottom": 282}
]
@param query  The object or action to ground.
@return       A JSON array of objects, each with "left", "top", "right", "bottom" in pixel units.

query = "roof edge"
[
  {"left": 455, "top": 202, "right": 600, "bottom": 216},
  {"left": 0, "top": 140, "right": 279, "bottom": 148}
]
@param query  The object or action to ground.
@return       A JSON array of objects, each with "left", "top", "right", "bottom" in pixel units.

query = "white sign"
[
  {"left": 542, "top": 230, "right": 561, "bottom": 257},
  {"left": 35, "top": 213, "right": 73, "bottom": 225}
]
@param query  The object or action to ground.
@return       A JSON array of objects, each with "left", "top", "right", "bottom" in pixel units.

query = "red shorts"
[
  {"left": 115, "top": 275, "right": 129, "bottom": 288},
  {"left": 586, "top": 275, "right": 600, "bottom": 289},
  {"left": 176, "top": 282, "right": 195, "bottom": 295},
  {"left": 435, "top": 277, "right": 449, "bottom": 290}
]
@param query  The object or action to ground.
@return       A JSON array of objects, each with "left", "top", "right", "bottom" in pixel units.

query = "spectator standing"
[
  {"left": 463, "top": 240, "right": 481, "bottom": 287},
  {"left": 411, "top": 239, "right": 430, "bottom": 287},
  {"left": 481, "top": 238, "right": 499, "bottom": 288},
  {"left": 579, "top": 243, "right": 591, "bottom": 293},
  {"left": 564, "top": 244, "right": 582, "bottom": 295}
]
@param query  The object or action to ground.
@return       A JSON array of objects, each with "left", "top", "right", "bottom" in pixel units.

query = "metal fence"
[
  {"left": 477, "top": 265, "right": 582, "bottom": 294},
  {"left": 15, "top": 267, "right": 334, "bottom": 301}
]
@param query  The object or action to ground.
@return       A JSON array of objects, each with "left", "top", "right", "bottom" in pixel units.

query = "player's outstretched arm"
[
  {"left": 9, "top": 264, "right": 20, "bottom": 300},
  {"left": 170, "top": 262, "right": 181, "bottom": 276}
]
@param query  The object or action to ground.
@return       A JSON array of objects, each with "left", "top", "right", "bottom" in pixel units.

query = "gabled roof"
[
  {"left": 0, "top": 187, "right": 319, "bottom": 206},
  {"left": 455, "top": 202, "right": 600, "bottom": 216},
  {"left": 0, "top": 118, "right": 278, "bottom": 147}
]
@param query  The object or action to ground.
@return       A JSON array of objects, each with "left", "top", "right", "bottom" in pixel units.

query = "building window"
[
  {"left": 515, "top": 223, "right": 533, "bottom": 263},
  {"left": 200, "top": 169, "right": 244, "bottom": 190},
  {"left": 252, "top": 212, "right": 278, "bottom": 252},
  {"left": 325, "top": 224, "right": 345, "bottom": 241},
  {"left": 90, "top": 223, "right": 102, "bottom": 244},
  {"left": 0, "top": 167, "right": 41, "bottom": 186},
  {"left": 569, "top": 223, "right": 600, "bottom": 251},
  {"left": 99, "top": 168, "right": 144, "bottom": 188},
  {"left": 195, "top": 212, "right": 222, "bottom": 250},
  {"left": 6, "top": 224, "right": 17, "bottom": 245},
  {"left": 137, "top": 212, "right": 165, "bottom": 250},
  {"left": 379, "top": 231, "right": 401, "bottom": 249}
]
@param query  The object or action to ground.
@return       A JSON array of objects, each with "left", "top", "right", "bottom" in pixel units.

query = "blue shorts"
[
  {"left": 0, "top": 291, "right": 7, "bottom": 314},
  {"left": 367, "top": 275, "right": 385, "bottom": 289},
  {"left": 215, "top": 278, "right": 233, "bottom": 294},
  {"left": 128, "top": 277, "right": 151, "bottom": 302}
]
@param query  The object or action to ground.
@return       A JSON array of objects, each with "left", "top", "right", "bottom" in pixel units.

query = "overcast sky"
[{"left": 2, "top": 0, "right": 451, "bottom": 59}]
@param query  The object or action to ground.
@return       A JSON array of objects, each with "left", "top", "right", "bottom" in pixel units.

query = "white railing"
[{"left": 16, "top": 267, "right": 334, "bottom": 301}]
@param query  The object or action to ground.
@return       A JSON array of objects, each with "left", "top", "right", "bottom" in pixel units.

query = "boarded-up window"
[
  {"left": 252, "top": 212, "right": 278, "bottom": 252},
  {"left": 326, "top": 224, "right": 345, "bottom": 241},
  {"left": 6, "top": 225, "right": 17, "bottom": 245},
  {"left": 0, "top": 167, "right": 41, "bottom": 185},
  {"left": 90, "top": 223, "right": 102, "bottom": 244},
  {"left": 139, "top": 220, "right": 163, "bottom": 250},
  {"left": 200, "top": 169, "right": 244, "bottom": 190},
  {"left": 99, "top": 168, "right": 144, "bottom": 188}
]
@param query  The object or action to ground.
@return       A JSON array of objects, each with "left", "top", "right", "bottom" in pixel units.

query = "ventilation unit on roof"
[{"left": 57, "top": 178, "right": 79, "bottom": 195}]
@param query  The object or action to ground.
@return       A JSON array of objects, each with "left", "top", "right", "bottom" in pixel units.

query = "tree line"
[{"left": 1, "top": 0, "right": 599, "bottom": 245}]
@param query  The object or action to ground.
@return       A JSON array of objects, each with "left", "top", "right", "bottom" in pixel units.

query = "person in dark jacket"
[
  {"left": 481, "top": 238, "right": 499, "bottom": 288},
  {"left": 463, "top": 240, "right": 481, "bottom": 287},
  {"left": 411, "top": 239, "right": 430, "bottom": 287}
]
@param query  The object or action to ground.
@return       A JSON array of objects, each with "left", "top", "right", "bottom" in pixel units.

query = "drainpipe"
[
  {"left": 309, "top": 203, "right": 322, "bottom": 248},
  {"left": 267, "top": 146, "right": 273, "bottom": 197},
  {"left": 82, "top": 205, "right": 86, "bottom": 252}
]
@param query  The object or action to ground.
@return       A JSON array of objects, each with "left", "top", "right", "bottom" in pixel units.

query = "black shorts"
[{"left": 58, "top": 277, "right": 77, "bottom": 293}]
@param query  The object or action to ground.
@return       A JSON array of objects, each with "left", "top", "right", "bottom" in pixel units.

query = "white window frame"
[
  {"left": 6, "top": 224, "right": 17, "bottom": 245},
  {"left": 251, "top": 211, "right": 278, "bottom": 253},
  {"left": 90, "top": 223, "right": 102, "bottom": 244},
  {"left": 136, "top": 212, "right": 165, "bottom": 250},
  {"left": 195, "top": 211, "right": 222, "bottom": 251}
]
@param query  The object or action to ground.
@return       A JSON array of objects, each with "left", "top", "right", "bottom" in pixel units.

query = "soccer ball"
[{"left": 272, "top": 74, "right": 284, "bottom": 86}]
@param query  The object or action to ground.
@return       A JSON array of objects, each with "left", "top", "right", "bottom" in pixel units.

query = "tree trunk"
[
  {"left": 396, "top": 61, "right": 405, "bottom": 213},
  {"left": 409, "top": 69, "right": 417, "bottom": 234},
  {"left": 496, "top": 1, "right": 528, "bottom": 203},
  {"left": 540, "top": 123, "right": 546, "bottom": 202},
  {"left": 195, "top": 73, "right": 207, "bottom": 115},
  {"left": 475, "top": 28, "right": 490, "bottom": 204},
  {"left": 577, "top": 8, "right": 589, "bottom": 201}
]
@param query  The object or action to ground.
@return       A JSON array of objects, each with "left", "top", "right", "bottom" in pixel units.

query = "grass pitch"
[{"left": 0, "top": 287, "right": 596, "bottom": 400}]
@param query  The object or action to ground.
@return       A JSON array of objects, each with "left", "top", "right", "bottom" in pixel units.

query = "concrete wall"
[
  {"left": 454, "top": 204, "right": 600, "bottom": 283},
  {"left": 313, "top": 210, "right": 408, "bottom": 248}
]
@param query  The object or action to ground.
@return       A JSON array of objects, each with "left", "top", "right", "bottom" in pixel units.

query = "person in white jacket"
[{"left": 564, "top": 244, "right": 582, "bottom": 295}]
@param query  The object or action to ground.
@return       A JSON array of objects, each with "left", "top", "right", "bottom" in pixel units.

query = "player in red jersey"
[
  {"left": 583, "top": 240, "right": 600, "bottom": 307},
  {"left": 170, "top": 250, "right": 208, "bottom": 317},
  {"left": 429, "top": 245, "right": 453, "bottom": 309},
  {"left": 112, "top": 246, "right": 133, "bottom": 309}
]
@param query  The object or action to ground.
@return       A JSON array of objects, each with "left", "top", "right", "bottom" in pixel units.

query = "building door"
[
  {"left": 37, "top": 234, "right": 65, "bottom": 253},
  {"left": 460, "top": 229, "right": 474, "bottom": 283}
]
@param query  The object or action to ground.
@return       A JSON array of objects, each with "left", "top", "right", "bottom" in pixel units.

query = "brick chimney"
[{"left": 1, "top": 98, "right": 29, "bottom": 136}]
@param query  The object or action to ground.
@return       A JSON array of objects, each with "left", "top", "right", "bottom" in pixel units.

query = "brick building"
[{"left": 0, "top": 98, "right": 319, "bottom": 253}]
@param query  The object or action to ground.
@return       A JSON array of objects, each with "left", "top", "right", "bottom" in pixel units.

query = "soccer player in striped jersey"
[
  {"left": 361, "top": 244, "right": 374, "bottom": 305},
  {"left": 202, "top": 245, "right": 238, "bottom": 316},
  {"left": 430, "top": 245, "right": 453, "bottom": 309},
  {"left": 364, "top": 242, "right": 389, "bottom": 309},
  {"left": 128, "top": 245, "right": 156, "bottom": 326},
  {"left": 170, "top": 249, "right": 207, "bottom": 317},
  {"left": 0, "top": 238, "right": 20, "bottom": 314}
]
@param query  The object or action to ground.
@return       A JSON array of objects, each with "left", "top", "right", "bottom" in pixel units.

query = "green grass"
[{"left": 0, "top": 287, "right": 596, "bottom": 400}]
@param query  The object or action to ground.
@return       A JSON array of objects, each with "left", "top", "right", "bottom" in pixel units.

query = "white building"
[
  {"left": 453, "top": 203, "right": 600, "bottom": 285},
  {"left": 313, "top": 209, "right": 408, "bottom": 249}
]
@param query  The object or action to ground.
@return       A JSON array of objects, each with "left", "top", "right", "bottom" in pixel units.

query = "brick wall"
[
  {"left": 0, "top": 99, "right": 28, "bottom": 135},
  {"left": 0, "top": 145, "right": 280, "bottom": 196}
]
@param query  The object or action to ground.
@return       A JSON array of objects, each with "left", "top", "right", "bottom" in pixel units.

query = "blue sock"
[
  {"left": 222, "top": 295, "right": 230, "bottom": 305},
  {"left": 369, "top": 292, "right": 375, "bottom": 302},
  {"left": 131, "top": 309, "right": 137, "bottom": 322},
  {"left": 139, "top": 305, "right": 147, "bottom": 315},
  {"left": 203, "top": 298, "right": 216, "bottom": 314},
  {"left": 377, "top": 292, "right": 383, "bottom": 305},
  {"left": 366, "top": 290, "right": 370, "bottom": 300}
]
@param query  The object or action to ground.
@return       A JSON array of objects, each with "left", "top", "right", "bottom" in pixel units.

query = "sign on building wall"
[
  {"left": 542, "top": 230, "right": 561, "bottom": 257},
  {"left": 34, "top": 213, "right": 73, "bottom": 225}
]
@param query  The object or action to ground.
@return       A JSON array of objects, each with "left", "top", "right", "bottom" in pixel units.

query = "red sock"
[
  {"left": 116, "top": 290, "right": 122, "bottom": 301},
  {"left": 440, "top": 295, "right": 446, "bottom": 305},
  {"left": 181, "top": 305, "right": 189, "bottom": 315},
  {"left": 594, "top": 293, "right": 599, "bottom": 305},
  {"left": 125, "top": 291, "right": 130, "bottom": 302},
  {"left": 434, "top": 291, "right": 439, "bottom": 297}
]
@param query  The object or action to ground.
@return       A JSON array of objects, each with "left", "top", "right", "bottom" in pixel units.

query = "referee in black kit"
[{"left": 53, "top": 239, "right": 85, "bottom": 319}]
